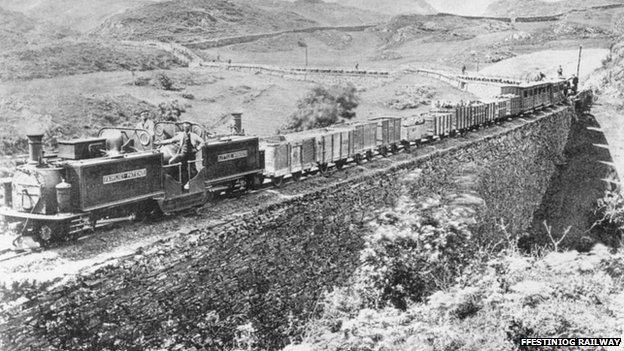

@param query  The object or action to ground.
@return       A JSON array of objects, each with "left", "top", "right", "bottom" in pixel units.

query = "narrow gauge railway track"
[{"left": 0, "top": 79, "right": 587, "bottom": 247}]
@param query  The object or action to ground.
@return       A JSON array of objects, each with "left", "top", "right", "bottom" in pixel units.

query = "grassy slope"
[
  {"left": 0, "top": 40, "right": 187, "bottom": 81},
  {"left": 324, "top": 0, "right": 436, "bottom": 16},
  {"left": 93, "top": 0, "right": 317, "bottom": 43},
  {"left": 239, "top": 0, "right": 389, "bottom": 26},
  {"left": 0, "top": 7, "right": 75, "bottom": 50},
  {"left": 0, "top": 0, "right": 163, "bottom": 32},
  {"left": 486, "top": 0, "right": 624, "bottom": 17}
]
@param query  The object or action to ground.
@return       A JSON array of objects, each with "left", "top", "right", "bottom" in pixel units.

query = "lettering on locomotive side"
[
  {"left": 103, "top": 169, "right": 147, "bottom": 184},
  {"left": 217, "top": 150, "right": 248, "bottom": 162}
]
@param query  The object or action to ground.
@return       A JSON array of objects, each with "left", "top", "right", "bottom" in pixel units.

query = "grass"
[
  {"left": 93, "top": 0, "right": 317, "bottom": 43},
  {"left": 0, "top": 39, "right": 187, "bottom": 81}
]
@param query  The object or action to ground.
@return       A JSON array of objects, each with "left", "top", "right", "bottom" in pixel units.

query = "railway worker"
[
  {"left": 135, "top": 109, "right": 155, "bottom": 137},
  {"left": 155, "top": 122, "right": 204, "bottom": 185},
  {"left": 461, "top": 65, "right": 466, "bottom": 75},
  {"left": 557, "top": 65, "right": 563, "bottom": 78},
  {"left": 571, "top": 75, "right": 579, "bottom": 94}
]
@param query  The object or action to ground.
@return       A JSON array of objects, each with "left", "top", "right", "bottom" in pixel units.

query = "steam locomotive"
[{"left": 0, "top": 78, "right": 572, "bottom": 245}]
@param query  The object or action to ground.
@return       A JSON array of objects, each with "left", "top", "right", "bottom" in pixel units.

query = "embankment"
[{"left": 0, "top": 106, "right": 575, "bottom": 350}]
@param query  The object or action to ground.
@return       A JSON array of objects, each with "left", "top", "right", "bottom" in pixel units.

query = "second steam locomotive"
[{"left": 0, "top": 79, "right": 575, "bottom": 244}]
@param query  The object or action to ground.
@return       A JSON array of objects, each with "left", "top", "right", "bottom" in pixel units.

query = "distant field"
[{"left": 0, "top": 66, "right": 474, "bottom": 155}]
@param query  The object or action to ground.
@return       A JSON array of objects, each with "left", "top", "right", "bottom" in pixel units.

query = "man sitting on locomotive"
[
  {"left": 155, "top": 123, "right": 204, "bottom": 185},
  {"left": 135, "top": 109, "right": 155, "bottom": 137}
]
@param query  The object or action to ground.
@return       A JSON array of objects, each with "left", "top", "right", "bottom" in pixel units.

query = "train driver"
[
  {"left": 155, "top": 123, "right": 204, "bottom": 184},
  {"left": 136, "top": 110, "right": 155, "bottom": 137}
]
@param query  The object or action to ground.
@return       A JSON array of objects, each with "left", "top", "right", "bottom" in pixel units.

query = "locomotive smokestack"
[
  {"left": 232, "top": 112, "right": 243, "bottom": 135},
  {"left": 26, "top": 133, "right": 44, "bottom": 165}
]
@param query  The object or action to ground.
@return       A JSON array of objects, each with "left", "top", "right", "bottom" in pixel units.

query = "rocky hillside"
[
  {"left": 0, "top": 0, "right": 162, "bottom": 32},
  {"left": 486, "top": 0, "right": 624, "bottom": 17},
  {"left": 0, "top": 7, "right": 75, "bottom": 50},
  {"left": 93, "top": 0, "right": 318, "bottom": 43},
  {"left": 371, "top": 13, "right": 511, "bottom": 47},
  {"left": 241, "top": 0, "right": 388, "bottom": 26},
  {"left": 324, "top": 0, "right": 436, "bottom": 16}
]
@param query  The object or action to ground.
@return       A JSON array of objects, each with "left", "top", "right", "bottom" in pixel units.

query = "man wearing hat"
[{"left": 136, "top": 109, "right": 155, "bottom": 137}]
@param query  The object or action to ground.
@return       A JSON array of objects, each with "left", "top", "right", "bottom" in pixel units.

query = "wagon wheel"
[
  {"left": 365, "top": 151, "right": 373, "bottom": 161},
  {"left": 390, "top": 144, "right": 399, "bottom": 154},
  {"left": 318, "top": 163, "right": 328, "bottom": 174},
  {"left": 271, "top": 176, "right": 284, "bottom": 187},
  {"left": 335, "top": 160, "right": 345, "bottom": 170},
  {"left": 354, "top": 154, "right": 363, "bottom": 165},
  {"left": 402, "top": 142, "right": 411, "bottom": 153},
  {"left": 292, "top": 172, "right": 302, "bottom": 182},
  {"left": 379, "top": 146, "right": 388, "bottom": 157}
]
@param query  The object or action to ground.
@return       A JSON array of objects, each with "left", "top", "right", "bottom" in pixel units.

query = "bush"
[
  {"left": 590, "top": 190, "right": 624, "bottom": 247},
  {"left": 353, "top": 205, "right": 475, "bottom": 310},
  {"left": 156, "top": 72, "right": 175, "bottom": 91},
  {"left": 133, "top": 76, "right": 151, "bottom": 86},
  {"left": 282, "top": 83, "right": 359, "bottom": 132}
]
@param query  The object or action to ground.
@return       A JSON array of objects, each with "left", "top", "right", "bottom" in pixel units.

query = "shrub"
[
  {"left": 156, "top": 72, "right": 175, "bottom": 91},
  {"left": 282, "top": 83, "right": 359, "bottom": 132},
  {"left": 590, "top": 190, "right": 624, "bottom": 247},
  {"left": 133, "top": 76, "right": 151, "bottom": 86},
  {"left": 353, "top": 206, "right": 475, "bottom": 310}
]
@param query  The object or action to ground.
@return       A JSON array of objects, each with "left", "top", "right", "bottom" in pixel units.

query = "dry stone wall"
[{"left": 0, "top": 107, "right": 574, "bottom": 351}]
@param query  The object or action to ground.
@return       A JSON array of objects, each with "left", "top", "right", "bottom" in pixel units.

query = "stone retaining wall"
[{"left": 0, "top": 107, "right": 574, "bottom": 351}]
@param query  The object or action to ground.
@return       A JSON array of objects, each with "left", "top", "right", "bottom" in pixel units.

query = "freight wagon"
[{"left": 1, "top": 80, "right": 575, "bottom": 245}]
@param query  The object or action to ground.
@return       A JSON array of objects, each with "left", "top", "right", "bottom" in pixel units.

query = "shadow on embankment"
[{"left": 525, "top": 112, "right": 620, "bottom": 251}]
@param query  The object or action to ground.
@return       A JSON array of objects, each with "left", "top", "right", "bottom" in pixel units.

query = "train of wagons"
[{"left": 0, "top": 79, "right": 570, "bottom": 244}]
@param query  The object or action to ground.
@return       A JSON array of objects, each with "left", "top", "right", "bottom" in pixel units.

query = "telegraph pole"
[{"left": 576, "top": 45, "right": 583, "bottom": 80}]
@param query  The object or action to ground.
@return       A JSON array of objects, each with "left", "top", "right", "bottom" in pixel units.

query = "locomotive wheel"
[
  {"left": 40, "top": 225, "right": 53, "bottom": 242},
  {"left": 134, "top": 201, "right": 163, "bottom": 222},
  {"left": 247, "top": 174, "right": 264, "bottom": 189},
  {"left": 272, "top": 176, "right": 284, "bottom": 187},
  {"left": 292, "top": 172, "right": 302, "bottom": 182}
]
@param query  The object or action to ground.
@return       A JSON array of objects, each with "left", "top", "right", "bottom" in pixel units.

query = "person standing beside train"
[{"left": 155, "top": 123, "right": 204, "bottom": 184}]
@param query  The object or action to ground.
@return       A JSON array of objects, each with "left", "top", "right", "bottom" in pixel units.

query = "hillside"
[
  {"left": 239, "top": 0, "right": 388, "bottom": 26},
  {"left": 0, "top": 7, "right": 75, "bottom": 51},
  {"left": 427, "top": 0, "right": 494, "bottom": 16},
  {"left": 486, "top": 0, "right": 624, "bottom": 17},
  {"left": 371, "top": 14, "right": 512, "bottom": 47},
  {"left": 0, "top": 40, "right": 186, "bottom": 81},
  {"left": 324, "top": 0, "right": 436, "bottom": 16},
  {"left": 94, "top": 0, "right": 318, "bottom": 43},
  {"left": 0, "top": 0, "right": 163, "bottom": 32}
]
